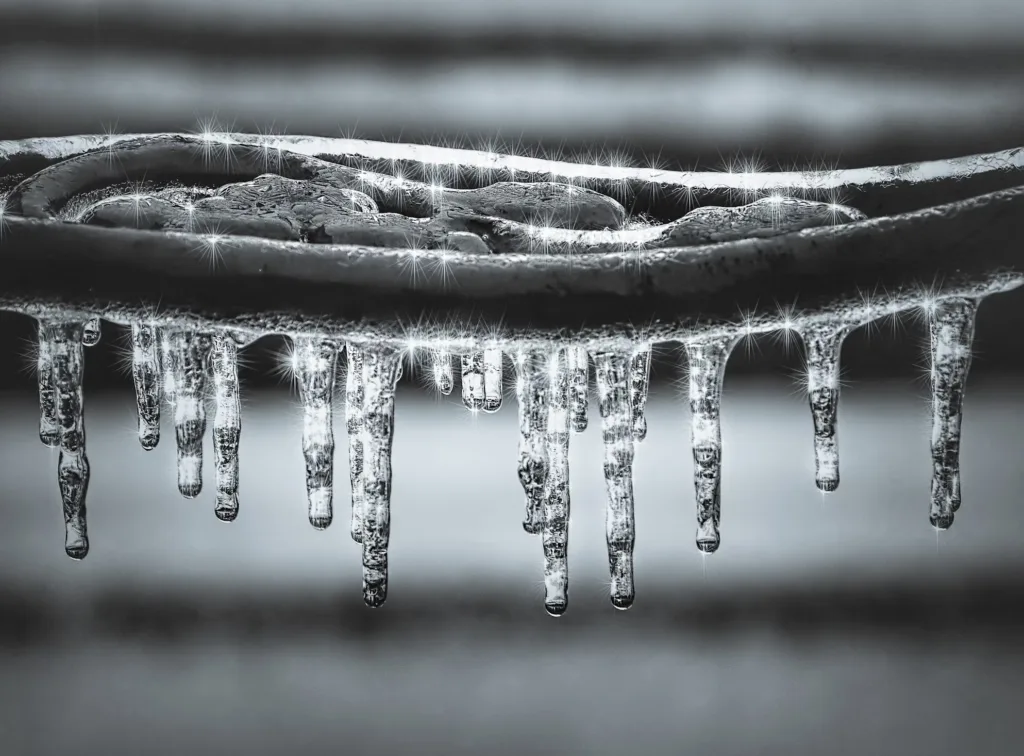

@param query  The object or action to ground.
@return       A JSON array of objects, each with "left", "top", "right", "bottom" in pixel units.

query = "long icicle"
[
  {"left": 294, "top": 337, "right": 339, "bottom": 530},
  {"left": 51, "top": 321, "right": 90, "bottom": 559},
  {"left": 594, "top": 351, "right": 636, "bottom": 609},
  {"left": 568, "top": 345, "right": 589, "bottom": 432},
  {"left": 685, "top": 336, "right": 739, "bottom": 554},
  {"left": 929, "top": 297, "right": 978, "bottom": 529},
  {"left": 515, "top": 349, "right": 549, "bottom": 535},
  {"left": 361, "top": 346, "right": 403, "bottom": 608},
  {"left": 161, "top": 330, "right": 213, "bottom": 498},
  {"left": 629, "top": 346, "right": 652, "bottom": 442},
  {"left": 211, "top": 333, "right": 242, "bottom": 522},
  {"left": 36, "top": 319, "right": 59, "bottom": 448},
  {"left": 801, "top": 324, "right": 852, "bottom": 492},
  {"left": 130, "top": 323, "right": 162, "bottom": 450},
  {"left": 345, "top": 344, "right": 366, "bottom": 543},
  {"left": 542, "top": 348, "right": 572, "bottom": 615}
]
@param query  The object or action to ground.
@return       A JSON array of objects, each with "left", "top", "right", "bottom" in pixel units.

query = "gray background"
[{"left": 2, "top": 2, "right": 1024, "bottom": 754}]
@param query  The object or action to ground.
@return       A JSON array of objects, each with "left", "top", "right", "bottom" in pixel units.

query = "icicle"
[
  {"left": 345, "top": 344, "right": 366, "bottom": 543},
  {"left": 432, "top": 349, "right": 454, "bottom": 396},
  {"left": 36, "top": 319, "right": 59, "bottom": 448},
  {"left": 801, "top": 324, "right": 852, "bottom": 492},
  {"left": 294, "top": 337, "right": 339, "bottom": 530},
  {"left": 161, "top": 330, "right": 212, "bottom": 498},
  {"left": 482, "top": 348, "right": 503, "bottom": 413},
  {"left": 51, "top": 321, "right": 90, "bottom": 559},
  {"left": 131, "top": 323, "right": 161, "bottom": 450},
  {"left": 928, "top": 297, "right": 978, "bottom": 529},
  {"left": 360, "top": 346, "right": 403, "bottom": 608},
  {"left": 685, "top": 336, "right": 739, "bottom": 554},
  {"left": 629, "top": 346, "right": 652, "bottom": 442},
  {"left": 461, "top": 352, "right": 485, "bottom": 411},
  {"left": 81, "top": 317, "right": 101, "bottom": 347},
  {"left": 542, "top": 348, "right": 572, "bottom": 615},
  {"left": 594, "top": 352, "right": 636, "bottom": 609},
  {"left": 210, "top": 333, "right": 242, "bottom": 522},
  {"left": 567, "top": 345, "right": 589, "bottom": 432},
  {"left": 514, "top": 350, "right": 549, "bottom": 535}
]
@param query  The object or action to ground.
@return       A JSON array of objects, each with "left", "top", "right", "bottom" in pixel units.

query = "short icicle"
[
  {"left": 542, "top": 348, "right": 572, "bottom": 615},
  {"left": 461, "top": 352, "right": 485, "bottom": 411},
  {"left": 567, "top": 346, "right": 589, "bottom": 433},
  {"left": 293, "top": 337, "right": 340, "bottom": 530},
  {"left": 801, "top": 324, "right": 852, "bottom": 492},
  {"left": 81, "top": 318, "right": 102, "bottom": 347},
  {"left": 482, "top": 348, "right": 503, "bottom": 413},
  {"left": 36, "top": 319, "right": 59, "bottom": 447},
  {"left": 131, "top": 323, "right": 162, "bottom": 450},
  {"left": 685, "top": 336, "right": 740, "bottom": 554},
  {"left": 928, "top": 297, "right": 978, "bottom": 529},
  {"left": 51, "top": 321, "right": 90, "bottom": 559},
  {"left": 210, "top": 333, "right": 242, "bottom": 522},
  {"left": 594, "top": 351, "right": 636, "bottom": 609},
  {"left": 514, "top": 350, "right": 550, "bottom": 535},
  {"left": 360, "top": 346, "right": 404, "bottom": 608},
  {"left": 629, "top": 346, "right": 652, "bottom": 442},
  {"left": 432, "top": 349, "right": 454, "bottom": 396},
  {"left": 161, "top": 329, "right": 213, "bottom": 498},
  {"left": 345, "top": 344, "right": 366, "bottom": 543}
]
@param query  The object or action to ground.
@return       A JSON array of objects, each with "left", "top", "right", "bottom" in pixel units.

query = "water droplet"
[
  {"left": 210, "top": 333, "right": 242, "bottom": 522},
  {"left": 594, "top": 351, "right": 636, "bottom": 609},
  {"left": 293, "top": 337, "right": 339, "bottom": 530},
  {"left": 685, "top": 336, "right": 739, "bottom": 554},
  {"left": 130, "top": 323, "right": 161, "bottom": 450},
  {"left": 928, "top": 297, "right": 978, "bottom": 529},
  {"left": 360, "top": 346, "right": 403, "bottom": 608}
]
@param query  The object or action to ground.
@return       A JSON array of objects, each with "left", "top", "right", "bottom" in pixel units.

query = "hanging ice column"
[
  {"left": 431, "top": 349, "right": 454, "bottom": 396},
  {"left": 44, "top": 321, "right": 91, "bottom": 559},
  {"left": 346, "top": 345, "right": 366, "bottom": 542},
  {"left": 130, "top": 323, "right": 162, "bottom": 450},
  {"left": 629, "top": 347, "right": 652, "bottom": 442},
  {"left": 211, "top": 333, "right": 243, "bottom": 522},
  {"left": 514, "top": 350, "right": 550, "bottom": 535},
  {"left": 594, "top": 352, "right": 636, "bottom": 609},
  {"left": 685, "top": 336, "right": 740, "bottom": 554},
  {"left": 568, "top": 346, "right": 589, "bottom": 432},
  {"left": 36, "top": 320, "right": 59, "bottom": 447},
  {"left": 161, "top": 330, "right": 213, "bottom": 498},
  {"left": 81, "top": 318, "right": 102, "bottom": 347},
  {"left": 800, "top": 324, "right": 853, "bottom": 492},
  {"left": 542, "top": 349, "right": 572, "bottom": 615},
  {"left": 293, "top": 337, "right": 340, "bottom": 530},
  {"left": 928, "top": 297, "right": 978, "bottom": 529},
  {"left": 461, "top": 350, "right": 503, "bottom": 412},
  {"left": 360, "top": 346, "right": 403, "bottom": 608}
]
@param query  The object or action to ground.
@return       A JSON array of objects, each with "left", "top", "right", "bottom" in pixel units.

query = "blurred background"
[{"left": 2, "top": 1, "right": 1024, "bottom": 754}]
